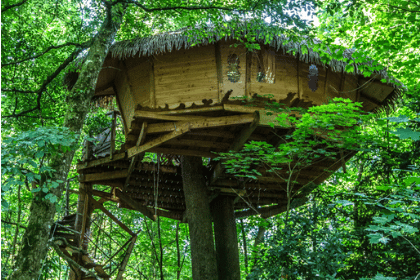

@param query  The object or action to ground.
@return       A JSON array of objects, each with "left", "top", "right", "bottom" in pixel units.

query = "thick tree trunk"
[
  {"left": 212, "top": 195, "right": 241, "bottom": 280},
  {"left": 9, "top": 5, "right": 125, "bottom": 280},
  {"left": 181, "top": 156, "right": 218, "bottom": 280}
]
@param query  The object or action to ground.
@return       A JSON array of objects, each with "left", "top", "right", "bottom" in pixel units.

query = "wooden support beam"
[
  {"left": 223, "top": 104, "right": 302, "bottom": 118},
  {"left": 127, "top": 123, "right": 190, "bottom": 158},
  {"left": 91, "top": 189, "right": 119, "bottom": 203},
  {"left": 116, "top": 190, "right": 156, "bottom": 221},
  {"left": 210, "top": 112, "right": 260, "bottom": 185},
  {"left": 188, "top": 130, "right": 236, "bottom": 139},
  {"left": 146, "top": 114, "right": 255, "bottom": 134},
  {"left": 110, "top": 111, "right": 116, "bottom": 160},
  {"left": 124, "top": 122, "right": 147, "bottom": 190},
  {"left": 135, "top": 111, "right": 207, "bottom": 121},
  {"left": 149, "top": 147, "right": 218, "bottom": 158},
  {"left": 106, "top": 161, "right": 178, "bottom": 173},
  {"left": 79, "top": 191, "right": 89, "bottom": 248},
  {"left": 84, "top": 140, "right": 91, "bottom": 161},
  {"left": 77, "top": 152, "right": 126, "bottom": 170},
  {"left": 115, "top": 235, "right": 137, "bottom": 280},
  {"left": 79, "top": 170, "right": 128, "bottom": 183},
  {"left": 156, "top": 106, "right": 224, "bottom": 115},
  {"left": 165, "top": 139, "right": 230, "bottom": 150},
  {"left": 92, "top": 199, "right": 135, "bottom": 236}
]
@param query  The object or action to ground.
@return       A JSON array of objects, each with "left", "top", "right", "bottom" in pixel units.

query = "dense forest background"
[{"left": 1, "top": 0, "right": 419, "bottom": 279}]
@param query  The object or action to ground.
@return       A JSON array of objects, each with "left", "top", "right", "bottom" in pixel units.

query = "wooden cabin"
[
  {"left": 68, "top": 27, "right": 401, "bottom": 280},
  {"left": 76, "top": 28, "right": 399, "bottom": 220}
]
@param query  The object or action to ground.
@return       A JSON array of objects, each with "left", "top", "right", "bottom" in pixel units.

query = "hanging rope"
[{"left": 154, "top": 154, "right": 160, "bottom": 217}]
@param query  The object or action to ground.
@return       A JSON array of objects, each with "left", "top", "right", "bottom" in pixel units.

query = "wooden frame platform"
[{"left": 77, "top": 102, "right": 355, "bottom": 221}]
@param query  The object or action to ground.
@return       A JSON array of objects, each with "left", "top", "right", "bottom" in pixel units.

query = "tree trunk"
[
  {"left": 212, "top": 195, "right": 241, "bottom": 280},
  {"left": 181, "top": 156, "right": 218, "bottom": 280},
  {"left": 176, "top": 221, "right": 181, "bottom": 280},
  {"left": 246, "top": 224, "right": 266, "bottom": 279},
  {"left": 240, "top": 219, "right": 248, "bottom": 274},
  {"left": 9, "top": 5, "right": 126, "bottom": 280}
]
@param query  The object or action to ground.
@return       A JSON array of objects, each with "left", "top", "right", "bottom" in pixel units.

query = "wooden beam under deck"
[
  {"left": 145, "top": 114, "right": 255, "bottom": 134},
  {"left": 127, "top": 122, "right": 190, "bottom": 158},
  {"left": 77, "top": 152, "right": 126, "bottom": 170}
]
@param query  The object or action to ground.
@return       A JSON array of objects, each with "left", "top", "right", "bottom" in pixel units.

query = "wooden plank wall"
[
  {"left": 154, "top": 45, "right": 218, "bottom": 109},
  {"left": 114, "top": 61, "right": 135, "bottom": 134},
  {"left": 124, "top": 57, "right": 152, "bottom": 108}
]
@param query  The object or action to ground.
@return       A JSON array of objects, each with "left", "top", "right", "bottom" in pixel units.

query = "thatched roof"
[{"left": 109, "top": 22, "right": 401, "bottom": 90}]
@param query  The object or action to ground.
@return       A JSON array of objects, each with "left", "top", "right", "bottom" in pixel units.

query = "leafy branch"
[
  {"left": 112, "top": 0, "right": 248, "bottom": 12},
  {"left": 2, "top": 46, "right": 86, "bottom": 118},
  {"left": 1, "top": 0, "right": 29, "bottom": 13},
  {"left": 2, "top": 41, "right": 90, "bottom": 68}
]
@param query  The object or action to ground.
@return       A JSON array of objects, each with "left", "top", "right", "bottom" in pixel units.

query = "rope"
[{"left": 155, "top": 154, "right": 160, "bottom": 217}]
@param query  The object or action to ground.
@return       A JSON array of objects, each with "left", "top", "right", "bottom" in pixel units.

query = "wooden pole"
[
  {"left": 212, "top": 195, "right": 241, "bottom": 280},
  {"left": 181, "top": 156, "right": 218, "bottom": 280},
  {"left": 110, "top": 111, "right": 116, "bottom": 160},
  {"left": 70, "top": 183, "right": 93, "bottom": 280}
]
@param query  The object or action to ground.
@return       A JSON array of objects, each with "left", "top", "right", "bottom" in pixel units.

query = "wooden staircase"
[{"left": 53, "top": 214, "right": 110, "bottom": 280}]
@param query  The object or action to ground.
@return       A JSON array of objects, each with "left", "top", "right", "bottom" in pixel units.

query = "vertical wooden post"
[
  {"left": 181, "top": 156, "right": 218, "bottom": 280},
  {"left": 84, "top": 139, "right": 91, "bottom": 161},
  {"left": 150, "top": 59, "right": 156, "bottom": 108},
  {"left": 110, "top": 111, "right": 116, "bottom": 160},
  {"left": 212, "top": 195, "right": 241, "bottom": 280},
  {"left": 70, "top": 183, "right": 93, "bottom": 280}
]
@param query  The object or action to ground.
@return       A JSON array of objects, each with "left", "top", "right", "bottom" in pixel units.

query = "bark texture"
[
  {"left": 9, "top": 5, "right": 125, "bottom": 280},
  {"left": 181, "top": 156, "right": 218, "bottom": 280},
  {"left": 212, "top": 195, "right": 241, "bottom": 280}
]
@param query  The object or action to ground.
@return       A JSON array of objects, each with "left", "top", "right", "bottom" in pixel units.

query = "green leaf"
[
  {"left": 1, "top": 200, "right": 9, "bottom": 209},
  {"left": 391, "top": 128, "right": 420, "bottom": 140},
  {"left": 35, "top": 151, "right": 45, "bottom": 159}
]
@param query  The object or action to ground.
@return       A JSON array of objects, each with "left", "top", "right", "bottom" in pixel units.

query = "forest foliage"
[{"left": 1, "top": 0, "right": 419, "bottom": 279}]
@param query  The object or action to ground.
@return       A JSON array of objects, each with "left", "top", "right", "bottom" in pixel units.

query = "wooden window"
[
  {"left": 308, "top": 64, "right": 319, "bottom": 92},
  {"left": 227, "top": 54, "right": 241, "bottom": 83},
  {"left": 257, "top": 48, "right": 275, "bottom": 84}
]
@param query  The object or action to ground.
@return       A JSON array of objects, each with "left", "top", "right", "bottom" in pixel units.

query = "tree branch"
[
  {"left": 114, "top": 0, "right": 243, "bottom": 12},
  {"left": 1, "top": 0, "right": 29, "bottom": 13},
  {"left": 2, "top": 42, "right": 88, "bottom": 68},
  {"left": 389, "top": 5, "right": 420, "bottom": 13},
  {"left": 2, "top": 46, "right": 86, "bottom": 118},
  {"left": 1, "top": 219, "right": 27, "bottom": 229}
]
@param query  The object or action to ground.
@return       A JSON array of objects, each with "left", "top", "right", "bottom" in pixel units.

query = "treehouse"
[{"left": 63, "top": 27, "right": 399, "bottom": 280}]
